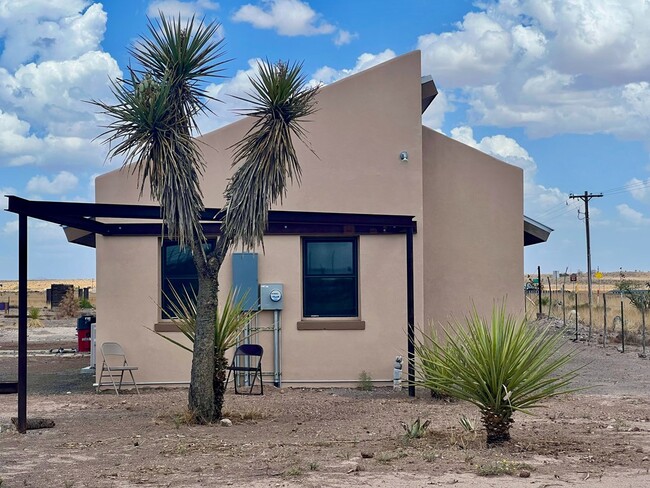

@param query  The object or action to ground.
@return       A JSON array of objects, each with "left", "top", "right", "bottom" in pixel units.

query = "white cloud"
[
  {"left": 333, "top": 29, "right": 357, "bottom": 46},
  {"left": 233, "top": 0, "right": 334, "bottom": 36},
  {"left": 418, "top": 12, "right": 513, "bottom": 87},
  {"left": 623, "top": 176, "right": 650, "bottom": 206},
  {"left": 0, "top": 3, "right": 121, "bottom": 169},
  {"left": 232, "top": 0, "right": 353, "bottom": 44},
  {"left": 617, "top": 204, "right": 650, "bottom": 225},
  {"left": 2, "top": 217, "right": 66, "bottom": 241},
  {"left": 196, "top": 58, "right": 262, "bottom": 133},
  {"left": 417, "top": 0, "right": 650, "bottom": 143},
  {"left": 0, "top": 1, "right": 107, "bottom": 70},
  {"left": 147, "top": 0, "right": 219, "bottom": 20},
  {"left": 312, "top": 50, "right": 396, "bottom": 85},
  {"left": 422, "top": 89, "right": 451, "bottom": 132},
  {"left": 26, "top": 171, "right": 79, "bottom": 195}
]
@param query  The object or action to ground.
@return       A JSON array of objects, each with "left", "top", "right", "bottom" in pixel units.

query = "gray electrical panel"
[
  {"left": 260, "top": 283, "right": 284, "bottom": 310},
  {"left": 232, "top": 253, "right": 259, "bottom": 311}
]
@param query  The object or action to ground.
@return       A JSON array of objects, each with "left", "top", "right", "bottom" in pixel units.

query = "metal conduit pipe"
[{"left": 273, "top": 310, "right": 281, "bottom": 387}]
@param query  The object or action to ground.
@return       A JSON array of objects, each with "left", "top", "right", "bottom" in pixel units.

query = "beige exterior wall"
[
  {"left": 93, "top": 51, "right": 526, "bottom": 387},
  {"left": 421, "top": 127, "right": 524, "bottom": 331},
  {"left": 95, "top": 51, "right": 425, "bottom": 386}
]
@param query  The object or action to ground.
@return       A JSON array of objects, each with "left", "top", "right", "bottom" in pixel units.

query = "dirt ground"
[{"left": 1, "top": 317, "right": 650, "bottom": 487}]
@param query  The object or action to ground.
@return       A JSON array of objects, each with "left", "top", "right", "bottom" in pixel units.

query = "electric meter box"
[{"left": 260, "top": 283, "right": 284, "bottom": 310}]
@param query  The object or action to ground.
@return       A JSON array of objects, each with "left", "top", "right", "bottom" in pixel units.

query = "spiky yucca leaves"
[
  {"left": 222, "top": 60, "right": 319, "bottom": 250},
  {"left": 155, "top": 286, "right": 259, "bottom": 418},
  {"left": 92, "top": 14, "right": 227, "bottom": 250},
  {"left": 415, "top": 306, "right": 581, "bottom": 445}
]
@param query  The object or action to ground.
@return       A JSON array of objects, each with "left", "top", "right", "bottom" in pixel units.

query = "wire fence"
[{"left": 525, "top": 288, "right": 648, "bottom": 355}]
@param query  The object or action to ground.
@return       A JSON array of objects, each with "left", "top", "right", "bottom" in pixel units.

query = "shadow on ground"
[{"left": 0, "top": 354, "right": 94, "bottom": 395}]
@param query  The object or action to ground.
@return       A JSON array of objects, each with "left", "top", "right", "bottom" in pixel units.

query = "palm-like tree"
[{"left": 93, "top": 14, "right": 318, "bottom": 422}]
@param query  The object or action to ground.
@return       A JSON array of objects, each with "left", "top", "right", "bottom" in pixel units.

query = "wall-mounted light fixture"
[{"left": 399, "top": 151, "right": 409, "bottom": 162}]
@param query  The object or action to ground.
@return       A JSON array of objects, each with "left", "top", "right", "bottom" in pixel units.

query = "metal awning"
[
  {"left": 4, "top": 196, "right": 421, "bottom": 429},
  {"left": 524, "top": 215, "right": 553, "bottom": 246},
  {"left": 8, "top": 196, "right": 418, "bottom": 249}
]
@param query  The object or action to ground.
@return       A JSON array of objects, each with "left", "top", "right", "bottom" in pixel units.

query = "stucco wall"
[
  {"left": 421, "top": 127, "right": 524, "bottom": 331},
  {"left": 94, "top": 51, "right": 426, "bottom": 386}
]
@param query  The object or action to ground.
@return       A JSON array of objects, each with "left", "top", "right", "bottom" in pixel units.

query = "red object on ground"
[{"left": 77, "top": 329, "right": 91, "bottom": 353}]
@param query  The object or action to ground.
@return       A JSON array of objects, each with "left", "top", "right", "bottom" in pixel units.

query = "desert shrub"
[
  {"left": 415, "top": 305, "right": 581, "bottom": 445},
  {"left": 416, "top": 326, "right": 455, "bottom": 399},
  {"left": 616, "top": 280, "right": 650, "bottom": 312},
  {"left": 28, "top": 307, "right": 42, "bottom": 328},
  {"left": 78, "top": 298, "right": 94, "bottom": 309},
  {"left": 358, "top": 370, "right": 373, "bottom": 391},
  {"left": 476, "top": 460, "right": 533, "bottom": 476},
  {"left": 401, "top": 417, "right": 430, "bottom": 439},
  {"left": 56, "top": 288, "right": 80, "bottom": 318}
]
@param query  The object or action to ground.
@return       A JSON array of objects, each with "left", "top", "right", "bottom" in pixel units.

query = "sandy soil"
[{"left": 0, "top": 318, "right": 649, "bottom": 487}]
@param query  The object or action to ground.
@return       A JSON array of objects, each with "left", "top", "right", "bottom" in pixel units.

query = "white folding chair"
[{"left": 98, "top": 342, "right": 140, "bottom": 395}]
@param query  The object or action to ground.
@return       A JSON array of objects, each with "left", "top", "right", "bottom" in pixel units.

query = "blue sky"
[{"left": 1, "top": 0, "right": 650, "bottom": 279}]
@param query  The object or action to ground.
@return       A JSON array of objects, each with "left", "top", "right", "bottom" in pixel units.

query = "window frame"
[
  {"left": 160, "top": 239, "right": 215, "bottom": 320},
  {"left": 302, "top": 236, "right": 359, "bottom": 319}
]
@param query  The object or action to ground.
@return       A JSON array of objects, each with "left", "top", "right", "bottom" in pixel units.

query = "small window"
[
  {"left": 302, "top": 237, "right": 358, "bottom": 317},
  {"left": 161, "top": 240, "right": 214, "bottom": 318}
]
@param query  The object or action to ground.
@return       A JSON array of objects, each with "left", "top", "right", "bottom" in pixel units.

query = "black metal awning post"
[
  {"left": 406, "top": 227, "right": 415, "bottom": 397},
  {"left": 18, "top": 213, "right": 27, "bottom": 433}
]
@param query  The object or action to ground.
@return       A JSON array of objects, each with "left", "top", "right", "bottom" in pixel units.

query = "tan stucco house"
[{"left": 84, "top": 50, "right": 549, "bottom": 389}]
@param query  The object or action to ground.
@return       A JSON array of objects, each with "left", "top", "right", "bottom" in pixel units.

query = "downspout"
[{"left": 406, "top": 226, "right": 415, "bottom": 397}]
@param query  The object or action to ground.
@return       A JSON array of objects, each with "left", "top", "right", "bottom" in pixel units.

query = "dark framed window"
[
  {"left": 302, "top": 237, "right": 358, "bottom": 318},
  {"left": 161, "top": 240, "right": 214, "bottom": 318}
]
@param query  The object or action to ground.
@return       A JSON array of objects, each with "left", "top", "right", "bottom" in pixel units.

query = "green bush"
[
  {"left": 358, "top": 370, "right": 373, "bottom": 391},
  {"left": 415, "top": 305, "right": 581, "bottom": 445},
  {"left": 28, "top": 307, "right": 40, "bottom": 320}
]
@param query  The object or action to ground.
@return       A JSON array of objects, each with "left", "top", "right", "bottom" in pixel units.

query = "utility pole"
[{"left": 569, "top": 191, "right": 603, "bottom": 343}]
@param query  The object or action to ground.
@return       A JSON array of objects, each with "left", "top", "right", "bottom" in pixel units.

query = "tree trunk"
[
  {"left": 213, "top": 353, "right": 228, "bottom": 419},
  {"left": 188, "top": 246, "right": 221, "bottom": 423},
  {"left": 482, "top": 409, "right": 513, "bottom": 446}
]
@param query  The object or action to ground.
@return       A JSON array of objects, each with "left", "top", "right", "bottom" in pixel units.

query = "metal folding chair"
[
  {"left": 98, "top": 342, "right": 140, "bottom": 395},
  {"left": 225, "top": 344, "right": 264, "bottom": 395}
]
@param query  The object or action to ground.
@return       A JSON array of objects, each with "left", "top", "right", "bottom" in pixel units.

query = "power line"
[{"left": 532, "top": 177, "right": 650, "bottom": 223}]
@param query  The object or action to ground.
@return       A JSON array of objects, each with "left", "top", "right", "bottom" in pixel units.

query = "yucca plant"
[
  {"left": 93, "top": 11, "right": 317, "bottom": 422},
  {"left": 401, "top": 417, "right": 431, "bottom": 439},
  {"left": 154, "top": 286, "right": 259, "bottom": 418},
  {"left": 416, "top": 331, "right": 453, "bottom": 400},
  {"left": 415, "top": 305, "right": 582, "bottom": 445}
]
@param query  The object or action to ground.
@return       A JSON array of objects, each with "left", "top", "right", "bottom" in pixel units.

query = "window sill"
[
  {"left": 297, "top": 320, "right": 365, "bottom": 330},
  {"left": 154, "top": 322, "right": 181, "bottom": 332}
]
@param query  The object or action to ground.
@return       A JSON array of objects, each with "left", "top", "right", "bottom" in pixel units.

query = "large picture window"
[
  {"left": 161, "top": 240, "right": 214, "bottom": 318},
  {"left": 302, "top": 237, "right": 358, "bottom": 318}
]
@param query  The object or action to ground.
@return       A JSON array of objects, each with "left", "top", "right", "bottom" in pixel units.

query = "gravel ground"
[{"left": 0, "top": 317, "right": 649, "bottom": 487}]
